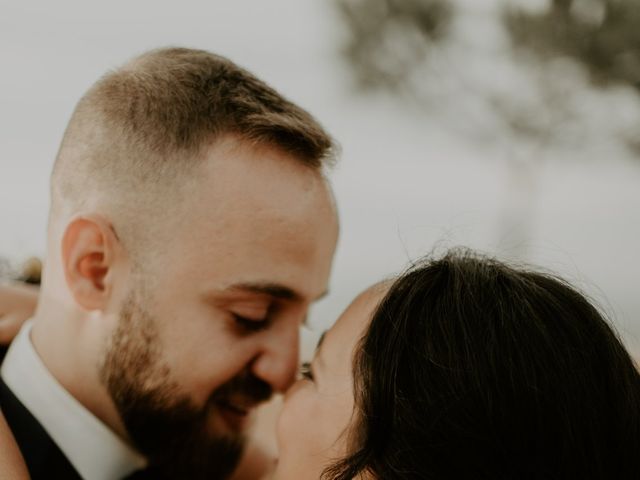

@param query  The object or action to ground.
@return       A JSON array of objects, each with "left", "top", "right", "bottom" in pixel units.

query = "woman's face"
[{"left": 273, "top": 286, "right": 385, "bottom": 479}]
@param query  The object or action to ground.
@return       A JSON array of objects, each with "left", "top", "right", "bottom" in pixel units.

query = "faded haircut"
[{"left": 50, "top": 47, "right": 335, "bottom": 258}]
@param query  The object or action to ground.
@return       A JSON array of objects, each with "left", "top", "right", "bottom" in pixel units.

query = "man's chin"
[
  {"left": 142, "top": 423, "right": 246, "bottom": 480},
  {"left": 116, "top": 400, "right": 247, "bottom": 479}
]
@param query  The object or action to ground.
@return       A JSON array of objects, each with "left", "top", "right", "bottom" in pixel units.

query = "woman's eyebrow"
[
  {"left": 316, "top": 331, "right": 327, "bottom": 351},
  {"left": 312, "top": 331, "right": 327, "bottom": 367}
]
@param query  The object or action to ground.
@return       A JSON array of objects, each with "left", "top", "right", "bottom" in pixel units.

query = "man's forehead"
[
  {"left": 158, "top": 139, "right": 338, "bottom": 308},
  {"left": 175, "top": 143, "right": 335, "bottom": 237}
]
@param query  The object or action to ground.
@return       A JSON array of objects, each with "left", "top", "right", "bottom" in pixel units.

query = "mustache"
[{"left": 210, "top": 370, "right": 273, "bottom": 407}]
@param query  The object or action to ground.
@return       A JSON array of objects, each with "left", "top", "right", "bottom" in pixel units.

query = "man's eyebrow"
[
  {"left": 226, "top": 282, "right": 301, "bottom": 301},
  {"left": 226, "top": 282, "right": 329, "bottom": 302}
]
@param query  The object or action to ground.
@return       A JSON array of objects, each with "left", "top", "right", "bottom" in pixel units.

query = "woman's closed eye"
[{"left": 300, "top": 362, "right": 314, "bottom": 381}]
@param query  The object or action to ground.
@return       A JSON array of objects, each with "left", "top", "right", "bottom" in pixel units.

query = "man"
[{"left": 0, "top": 47, "right": 339, "bottom": 479}]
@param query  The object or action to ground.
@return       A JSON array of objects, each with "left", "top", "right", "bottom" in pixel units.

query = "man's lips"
[
  {"left": 217, "top": 400, "right": 249, "bottom": 416},
  {"left": 218, "top": 393, "right": 265, "bottom": 412},
  {"left": 215, "top": 398, "right": 261, "bottom": 431}
]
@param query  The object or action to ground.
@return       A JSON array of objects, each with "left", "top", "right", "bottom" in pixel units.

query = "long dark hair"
[{"left": 325, "top": 249, "right": 640, "bottom": 479}]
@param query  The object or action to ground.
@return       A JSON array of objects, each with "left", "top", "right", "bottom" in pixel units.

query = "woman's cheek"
[
  {"left": 277, "top": 380, "right": 311, "bottom": 449},
  {"left": 274, "top": 382, "right": 323, "bottom": 478}
]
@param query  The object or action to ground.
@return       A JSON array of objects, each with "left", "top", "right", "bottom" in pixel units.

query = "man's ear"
[{"left": 61, "top": 215, "right": 123, "bottom": 311}]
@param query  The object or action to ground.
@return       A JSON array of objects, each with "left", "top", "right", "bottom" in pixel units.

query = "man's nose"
[{"left": 250, "top": 319, "right": 300, "bottom": 393}]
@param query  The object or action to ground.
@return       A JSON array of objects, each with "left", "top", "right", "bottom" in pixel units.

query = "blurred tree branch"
[
  {"left": 335, "top": 0, "right": 452, "bottom": 91},
  {"left": 334, "top": 0, "right": 640, "bottom": 154},
  {"left": 0, "top": 258, "right": 10, "bottom": 281},
  {"left": 0, "top": 257, "right": 42, "bottom": 285},
  {"left": 333, "top": 0, "right": 640, "bottom": 257},
  {"left": 504, "top": 0, "right": 640, "bottom": 90}
]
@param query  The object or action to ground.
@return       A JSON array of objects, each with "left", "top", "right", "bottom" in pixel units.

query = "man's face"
[{"left": 100, "top": 138, "right": 338, "bottom": 478}]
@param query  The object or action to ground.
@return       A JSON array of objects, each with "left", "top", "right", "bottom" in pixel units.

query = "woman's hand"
[{"left": 0, "top": 283, "right": 39, "bottom": 345}]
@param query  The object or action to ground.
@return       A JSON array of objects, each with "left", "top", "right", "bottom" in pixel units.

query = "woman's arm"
[
  {"left": 0, "top": 410, "right": 30, "bottom": 478},
  {"left": 0, "top": 283, "right": 39, "bottom": 345}
]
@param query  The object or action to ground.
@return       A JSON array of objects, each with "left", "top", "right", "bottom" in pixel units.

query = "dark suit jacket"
[{"left": 0, "top": 344, "right": 82, "bottom": 479}]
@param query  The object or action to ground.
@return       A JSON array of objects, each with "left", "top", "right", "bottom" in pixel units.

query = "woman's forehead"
[{"left": 321, "top": 283, "right": 390, "bottom": 358}]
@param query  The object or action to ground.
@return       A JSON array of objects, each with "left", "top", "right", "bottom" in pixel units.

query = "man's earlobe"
[{"left": 61, "top": 216, "right": 119, "bottom": 311}]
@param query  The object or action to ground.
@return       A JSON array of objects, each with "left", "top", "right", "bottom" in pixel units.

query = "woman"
[
  {"left": 274, "top": 249, "right": 640, "bottom": 479},
  {"left": 2, "top": 249, "right": 640, "bottom": 479}
]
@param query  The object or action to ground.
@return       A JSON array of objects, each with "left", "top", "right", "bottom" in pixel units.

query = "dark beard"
[{"left": 99, "top": 291, "right": 271, "bottom": 479}]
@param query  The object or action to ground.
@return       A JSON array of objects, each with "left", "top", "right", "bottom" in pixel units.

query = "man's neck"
[
  {"left": 2, "top": 320, "right": 147, "bottom": 479},
  {"left": 30, "top": 308, "right": 129, "bottom": 441}
]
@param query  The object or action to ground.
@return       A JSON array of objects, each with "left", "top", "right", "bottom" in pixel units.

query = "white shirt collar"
[{"left": 1, "top": 321, "right": 147, "bottom": 480}]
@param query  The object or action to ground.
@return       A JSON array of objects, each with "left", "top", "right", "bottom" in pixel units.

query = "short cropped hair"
[
  {"left": 327, "top": 249, "right": 640, "bottom": 479},
  {"left": 51, "top": 47, "right": 335, "bottom": 256}
]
